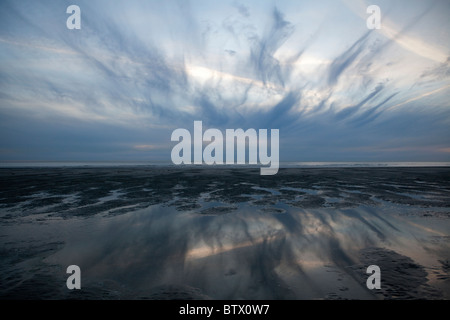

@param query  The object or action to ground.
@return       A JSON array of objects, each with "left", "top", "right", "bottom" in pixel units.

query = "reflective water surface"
[{"left": 1, "top": 167, "right": 449, "bottom": 299}]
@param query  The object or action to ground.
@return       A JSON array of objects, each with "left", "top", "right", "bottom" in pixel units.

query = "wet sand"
[{"left": 0, "top": 167, "right": 449, "bottom": 299}]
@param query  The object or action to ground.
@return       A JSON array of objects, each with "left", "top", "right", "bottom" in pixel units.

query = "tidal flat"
[{"left": 0, "top": 167, "right": 449, "bottom": 299}]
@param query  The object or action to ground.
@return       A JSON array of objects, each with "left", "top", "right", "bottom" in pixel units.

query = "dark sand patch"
[
  {"left": 199, "top": 206, "right": 237, "bottom": 215},
  {"left": 349, "top": 247, "right": 443, "bottom": 299},
  {"left": 145, "top": 284, "right": 211, "bottom": 300}
]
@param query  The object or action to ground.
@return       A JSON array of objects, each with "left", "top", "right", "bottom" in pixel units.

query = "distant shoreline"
[{"left": 0, "top": 161, "right": 449, "bottom": 168}]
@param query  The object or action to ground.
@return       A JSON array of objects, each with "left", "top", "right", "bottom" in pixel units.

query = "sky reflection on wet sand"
[
  {"left": 47, "top": 201, "right": 449, "bottom": 299},
  {"left": 1, "top": 167, "right": 449, "bottom": 299}
]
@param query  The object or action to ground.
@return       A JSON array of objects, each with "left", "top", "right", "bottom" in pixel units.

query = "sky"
[{"left": 0, "top": 0, "right": 449, "bottom": 162}]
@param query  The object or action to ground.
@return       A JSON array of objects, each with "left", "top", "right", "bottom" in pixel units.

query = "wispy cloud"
[{"left": 0, "top": 0, "right": 449, "bottom": 161}]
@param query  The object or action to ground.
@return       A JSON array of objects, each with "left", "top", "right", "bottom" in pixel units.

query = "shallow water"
[{"left": 0, "top": 167, "right": 449, "bottom": 299}]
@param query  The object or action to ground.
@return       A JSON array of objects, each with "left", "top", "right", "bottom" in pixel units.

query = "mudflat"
[{"left": 0, "top": 167, "right": 449, "bottom": 299}]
